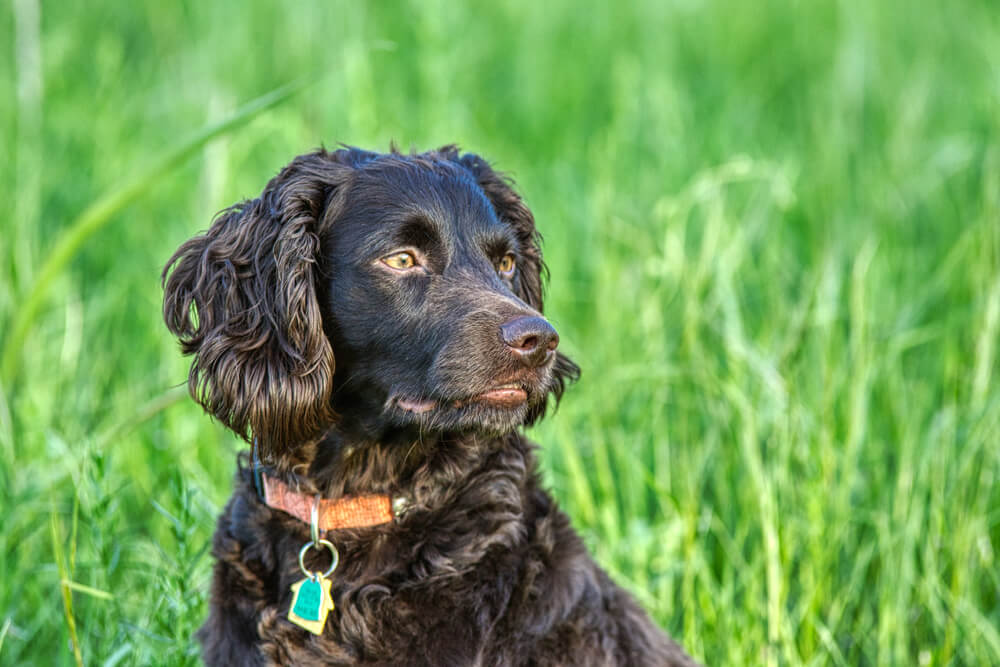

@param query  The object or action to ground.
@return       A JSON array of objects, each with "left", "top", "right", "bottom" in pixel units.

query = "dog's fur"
[{"left": 163, "top": 146, "right": 697, "bottom": 666}]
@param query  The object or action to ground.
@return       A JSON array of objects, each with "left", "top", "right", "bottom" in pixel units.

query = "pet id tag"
[
  {"left": 288, "top": 538, "right": 339, "bottom": 635},
  {"left": 288, "top": 574, "right": 334, "bottom": 634}
]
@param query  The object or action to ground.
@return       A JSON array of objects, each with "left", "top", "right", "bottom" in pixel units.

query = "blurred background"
[{"left": 2, "top": 0, "right": 999, "bottom": 664}]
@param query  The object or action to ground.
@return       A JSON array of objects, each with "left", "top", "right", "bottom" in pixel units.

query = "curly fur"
[{"left": 163, "top": 146, "right": 698, "bottom": 666}]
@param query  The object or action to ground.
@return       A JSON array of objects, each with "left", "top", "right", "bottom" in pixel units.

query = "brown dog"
[{"left": 163, "top": 146, "right": 698, "bottom": 665}]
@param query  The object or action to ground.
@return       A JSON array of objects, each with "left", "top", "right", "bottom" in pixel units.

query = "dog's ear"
[
  {"left": 449, "top": 148, "right": 581, "bottom": 411},
  {"left": 450, "top": 149, "right": 546, "bottom": 311},
  {"left": 162, "top": 150, "right": 353, "bottom": 458}
]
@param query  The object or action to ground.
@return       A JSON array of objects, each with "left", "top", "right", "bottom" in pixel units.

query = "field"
[{"left": 2, "top": 1, "right": 999, "bottom": 664}]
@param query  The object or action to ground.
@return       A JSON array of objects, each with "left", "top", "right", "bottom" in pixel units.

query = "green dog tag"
[
  {"left": 288, "top": 576, "right": 334, "bottom": 634},
  {"left": 293, "top": 578, "right": 323, "bottom": 620}
]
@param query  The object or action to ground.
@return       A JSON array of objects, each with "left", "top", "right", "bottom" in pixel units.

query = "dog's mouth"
[
  {"left": 393, "top": 382, "right": 529, "bottom": 415},
  {"left": 474, "top": 383, "right": 528, "bottom": 407}
]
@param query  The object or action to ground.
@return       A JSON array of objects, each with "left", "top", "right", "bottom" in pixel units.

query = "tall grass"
[{"left": 1, "top": 1, "right": 998, "bottom": 664}]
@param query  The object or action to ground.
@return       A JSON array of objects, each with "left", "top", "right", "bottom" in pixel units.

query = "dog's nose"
[{"left": 500, "top": 316, "right": 559, "bottom": 367}]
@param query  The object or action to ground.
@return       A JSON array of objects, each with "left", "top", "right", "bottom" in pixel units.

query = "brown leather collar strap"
[{"left": 262, "top": 474, "right": 395, "bottom": 531}]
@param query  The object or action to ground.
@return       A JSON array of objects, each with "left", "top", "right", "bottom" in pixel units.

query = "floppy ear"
[
  {"left": 450, "top": 148, "right": 581, "bottom": 409},
  {"left": 162, "top": 150, "right": 352, "bottom": 458}
]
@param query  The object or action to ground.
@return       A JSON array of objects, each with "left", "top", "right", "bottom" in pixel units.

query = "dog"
[{"left": 163, "top": 146, "right": 698, "bottom": 665}]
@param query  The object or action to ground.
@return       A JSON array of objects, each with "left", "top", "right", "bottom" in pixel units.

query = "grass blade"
[
  {"left": 0, "top": 617, "right": 11, "bottom": 658},
  {"left": 59, "top": 580, "right": 114, "bottom": 601},
  {"left": 50, "top": 510, "right": 83, "bottom": 667}
]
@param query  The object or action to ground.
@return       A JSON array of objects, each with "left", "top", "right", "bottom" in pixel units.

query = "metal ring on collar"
[{"left": 298, "top": 539, "right": 339, "bottom": 579}]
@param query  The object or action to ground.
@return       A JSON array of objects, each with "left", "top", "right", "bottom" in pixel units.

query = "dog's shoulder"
[{"left": 485, "top": 473, "right": 698, "bottom": 666}]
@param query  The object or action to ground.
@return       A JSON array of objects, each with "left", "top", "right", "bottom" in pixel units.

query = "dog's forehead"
[{"left": 338, "top": 158, "right": 511, "bottom": 247}]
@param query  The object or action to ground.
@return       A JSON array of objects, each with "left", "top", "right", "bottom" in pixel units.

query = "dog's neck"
[{"left": 261, "top": 426, "right": 530, "bottom": 508}]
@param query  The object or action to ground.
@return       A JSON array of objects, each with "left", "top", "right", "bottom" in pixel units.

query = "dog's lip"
[
  {"left": 470, "top": 383, "right": 528, "bottom": 406},
  {"left": 394, "top": 383, "right": 529, "bottom": 414}
]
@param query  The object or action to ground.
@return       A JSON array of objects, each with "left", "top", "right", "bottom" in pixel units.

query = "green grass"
[{"left": 2, "top": 1, "right": 998, "bottom": 664}]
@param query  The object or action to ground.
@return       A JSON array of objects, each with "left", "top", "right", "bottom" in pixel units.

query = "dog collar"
[{"left": 261, "top": 473, "right": 405, "bottom": 531}]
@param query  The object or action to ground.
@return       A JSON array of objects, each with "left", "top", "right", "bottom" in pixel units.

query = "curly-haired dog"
[{"left": 163, "top": 146, "right": 697, "bottom": 666}]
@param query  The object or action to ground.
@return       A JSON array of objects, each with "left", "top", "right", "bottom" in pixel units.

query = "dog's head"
[{"left": 163, "top": 146, "right": 579, "bottom": 458}]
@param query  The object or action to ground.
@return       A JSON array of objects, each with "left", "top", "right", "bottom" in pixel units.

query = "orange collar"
[{"left": 261, "top": 474, "right": 397, "bottom": 531}]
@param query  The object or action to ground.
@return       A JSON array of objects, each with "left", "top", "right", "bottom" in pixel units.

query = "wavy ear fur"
[
  {"left": 162, "top": 150, "right": 353, "bottom": 457},
  {"left": 447, "top": 147, "right": 581, "bottom": 408}
]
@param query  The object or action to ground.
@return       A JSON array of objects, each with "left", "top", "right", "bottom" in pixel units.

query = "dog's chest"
[{"left": 256, "top": 530, "right": 521, "bottom": 664}]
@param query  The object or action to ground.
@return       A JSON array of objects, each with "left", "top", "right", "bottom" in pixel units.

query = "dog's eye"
[
  {"left": 498, "top": 254, "right": 516, "bottom": 277},
  {"left": 382, "top": 251, "right": 418, "bottom": 271}
]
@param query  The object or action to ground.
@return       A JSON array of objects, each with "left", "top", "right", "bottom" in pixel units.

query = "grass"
[{"left": 1, "top": 0, "right": 998, "bottom": 664}]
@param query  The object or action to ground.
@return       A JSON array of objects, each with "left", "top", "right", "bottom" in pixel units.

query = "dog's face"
[
  {"left": 322, "top": 156, "right": 575, "bottom": 436},
  {"left": 163, "top": 147, "right": 578, "bottom": 457}
]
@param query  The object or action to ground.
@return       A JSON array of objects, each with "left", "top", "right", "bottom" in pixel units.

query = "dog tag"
[{"left": 288, "top": 575, "right": 334, "bottom": 635}]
